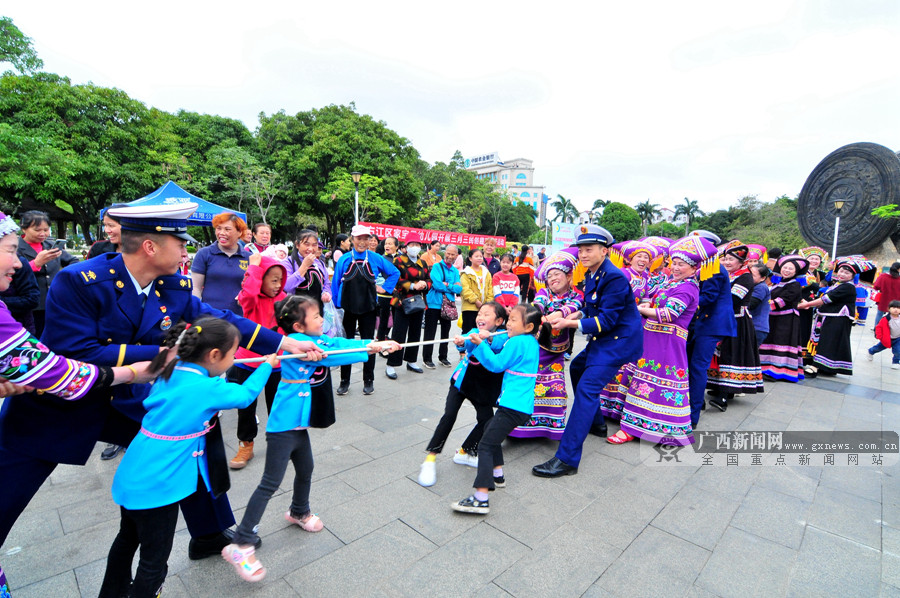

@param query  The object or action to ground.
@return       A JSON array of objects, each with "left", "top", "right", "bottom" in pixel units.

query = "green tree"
[
  {"left": 635, "top": 199, "right": 662, "bottom": 236},
  {"left": 598, "top": 202, "right": 641, "bottom": 242},
  {"left": 729, "top": 196, "right": 805, "bottom": 252},
  {"left": 551, "top": 194, "right": 579, "bottom": 223},
  {"left": 0, "top": 72, "right": 167, "bottom": 242},
  {"left": 257, "top": 103, "right": 424, "bottom": 240},
  {"left": 325, "top": 172, "right": 400, "bottom": 224},
  {"left": 0, "top": 17, "right": 43, "bottom": 74},
  {"left": 494, "top": 201, "right": 539, "bottom": 242},
  {"left": 419, "top": 151, "right": 494, "bottom": 233},
  {"left": 674, "top": 197, "right": 704, "bottom": 234},
  {"left": 645, "top": 220, "right": 682, "bottom": 239},
  {"left": 692, "top": 208, "right": 739, "bottom": 239}
]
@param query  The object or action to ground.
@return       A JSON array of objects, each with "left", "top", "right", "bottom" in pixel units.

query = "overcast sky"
[{"left": 4, "top": 1, "right": 898, "bottom": 215}]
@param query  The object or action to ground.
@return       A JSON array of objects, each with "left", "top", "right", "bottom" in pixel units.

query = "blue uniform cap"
[
  {"left": 689, "top": 229, "right": 721, "bottom": 245},
  {"left": 574, "top": 224, "right": 615, "bottom": 247},
  {"left": 107, "top": 203, "right": 198, "bottom": 243}
]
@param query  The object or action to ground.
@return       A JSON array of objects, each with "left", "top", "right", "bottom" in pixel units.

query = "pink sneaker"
[{"left": 285, "top": 511, "right": 324, "bottom": 532}]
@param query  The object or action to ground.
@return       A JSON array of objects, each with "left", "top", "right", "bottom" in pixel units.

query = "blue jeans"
[{"left": 869, "top": 339, "right": 900, "bottom": 364}]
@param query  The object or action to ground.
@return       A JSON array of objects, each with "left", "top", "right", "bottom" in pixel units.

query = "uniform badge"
[
  {"left": 116, "top": 281, "right": 124, "bottom": 289},
  {"left": 160, "top": 306, "right": 167, "bottom": 313},
  {"left": 239, "top": 260, "right": 249, "bottom": 271},
  {"left": 160, "top": 316, "right": 172, "bottom": 330}
]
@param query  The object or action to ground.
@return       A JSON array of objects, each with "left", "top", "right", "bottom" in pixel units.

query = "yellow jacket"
[{"left": 460, "top": 266, "right": 494, "bottom": 312}]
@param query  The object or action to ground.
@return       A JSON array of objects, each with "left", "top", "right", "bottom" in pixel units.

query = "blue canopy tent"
[{"left": 128, "top": 181, "right": 247, "bottom": 225}]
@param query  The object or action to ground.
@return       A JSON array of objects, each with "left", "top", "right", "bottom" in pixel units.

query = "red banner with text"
[{"left": 359, "top": 222, "right": 506, "bottom": 248}]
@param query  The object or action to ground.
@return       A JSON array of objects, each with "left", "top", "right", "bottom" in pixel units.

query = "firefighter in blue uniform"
[
  {"left": 532, "top": 224, "right": 643, "bottom": 477},
  {"left": 685, "top": 229, "right": 736, "bottom": 426},
  {"left": 0, "top": 203, "right": 323, "bottom": 559}
]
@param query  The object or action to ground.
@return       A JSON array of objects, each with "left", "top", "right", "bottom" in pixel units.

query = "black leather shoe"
[
  {"left": 422, "top": 361, "right": 436, "bottom": 370},
  {"left": 188, "top": 529, "right": 261, "bottom": 560},
  {"left": 532, "top": 457, "right": 578, "bottom": 478},
  {"left": 588, "top": 424, "right": 608, "bottom": 438},
  {"left": 708, "top": 395, "right": 727, "bottom": 412},
  {"left": 363, "top": 382, "right": 374, "bottom": 395},
  {"left": 100, "top": 444, "right": 124, "bottom": 460},
  {"left": 336, "top": 382, "right": 350, "bottom": 396},
  {"left": 406, "top": 363, "right": 424, "bottom": 374},
  {"left": 439, "top": 358, "right": 452, "bottom": 367},
  {"left": 385, "top": 367, "right": 398, "bottom": 380}
]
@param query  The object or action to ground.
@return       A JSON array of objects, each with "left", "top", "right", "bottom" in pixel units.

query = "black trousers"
[
  {"left": 425, "top": 386, "right": 495, "bottom": 455},
  {"left": 422, "top": 308, "right": 452, "bottom": 362},
  {"left": 474, "top": 406, "right": 530, "bottom": 490},
  {"left": 228, "top": 366, "right": 282, "bottom": 442},
  {"left": 98, "top": 502, "right": 180, "bottom": 598},
  {"left": 376, "top": 296, "right": 393, "bottom": 341},
  {"left": 341, "top": 309, "right": 376, "bottom": 383},
  {"left": 388, "top": 306, "right": 424, "bottom": 366}
]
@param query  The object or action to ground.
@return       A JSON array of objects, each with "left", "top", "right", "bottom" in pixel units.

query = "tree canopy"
[
  {"left": 0, "top": 17, "right": 43, "bottom": 74},
  {"left": 598, "top": 202, "right": 641, "bottom": 243}
]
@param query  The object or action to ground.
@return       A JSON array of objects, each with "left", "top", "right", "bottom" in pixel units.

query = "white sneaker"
[
  {"left": 892, "top": 364, "right": 899, "bottom": 370},
  {"left": 418, "top": 461, "right": 436, "bottom": 487},
  {"left": 452, "top": 449, "right": 478, "bottom": 468},
  {"left": 867, "top": 352, "right": 874, "bottom": 361}
]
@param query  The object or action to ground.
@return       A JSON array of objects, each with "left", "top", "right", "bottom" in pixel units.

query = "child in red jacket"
[
  {"left": 228, "top": 253, "right": 288, "bottom": 468},
  {"left": 867, "top": 300, "right": 900, "bottom": 369}
]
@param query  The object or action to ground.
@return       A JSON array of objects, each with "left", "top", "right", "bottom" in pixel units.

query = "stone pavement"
[{"left": 3, "top": 320, "right": 900, "bottom": 597}]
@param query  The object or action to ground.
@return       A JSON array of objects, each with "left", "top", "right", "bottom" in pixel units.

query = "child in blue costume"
[
  {"left": 451, "top": 304, "right": 542, "bottom": 515},
  {"left": 417, "top": 302, "right": 508, "bottom": 487},
  {"left": 223, "top": 294, "right": 400, "bottom": 582},
  {"left": 99, "top": 317, "right": 281, "bottom": 598}
]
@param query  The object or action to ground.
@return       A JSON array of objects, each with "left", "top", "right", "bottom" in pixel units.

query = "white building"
[
  {"left": 653, "top": 207, "right": 688, "bottom": 226},
  {"left": 465, "top": 152, "right": 548, "bottom": 227}
]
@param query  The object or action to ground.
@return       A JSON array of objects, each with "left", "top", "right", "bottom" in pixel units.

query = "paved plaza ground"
[{"left": 3, "top": 320, "right": 900, "bottom": 597}]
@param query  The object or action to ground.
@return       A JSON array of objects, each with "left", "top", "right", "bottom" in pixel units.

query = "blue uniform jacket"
[
  {"left": 331, "top": 249, "right": 400, "bottom": 309},
  {"left": 426, "top": 260, "right": 463, "bottom": 309},
  {"left": 112, "top": 361, "right": 273, "bottom": 510},
  {"left": 690, "top": 265, "right": 738, "bottom": 338},
  {"left": 268, "top": 333, "right": 370, "bottom": 432},
  {"left": 451, "top": 328, "right": 507, "bottom": 389},
  {"left": 472, "top": 333, "right": 539, "bottom": 415},
  {"left": 0, "top": 253, "right": 284, "bottom": 465},
  {"left": 578, "top": 258, "right": 643, "bottom": 366}
]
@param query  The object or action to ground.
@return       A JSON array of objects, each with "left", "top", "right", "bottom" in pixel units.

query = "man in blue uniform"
[
  {"left": 532, "top": 225, "right": 644, "bottom": 477},
  {"left": 685, "top": 229, "right": 736, "bottom": 426},
  {"left": 0, "top": 203, "right": 323, "bottom": 559}
]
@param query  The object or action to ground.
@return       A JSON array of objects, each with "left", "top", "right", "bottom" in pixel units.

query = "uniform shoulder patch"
[
  {"left": 76, "top": 265, "right": 116, "bottom": 286},
  {"left": 158, "top": 274, "right": 193, "bottom": 290}
]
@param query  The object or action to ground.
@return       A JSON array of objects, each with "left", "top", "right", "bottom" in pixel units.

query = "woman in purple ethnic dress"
[
  {"left": 598, "top": 240, "right": 660, "bottom": 423},
  {"left": 609, "top": 235, "right": 716, "bottom": 446},
  {"left": 509, "top": 249, "right": 582, "bottom": 439}
]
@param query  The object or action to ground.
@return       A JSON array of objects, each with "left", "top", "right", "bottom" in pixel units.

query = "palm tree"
[
  {"left": 589, "top": 198, "right": 609, "bottom": 224},
  {"left": 673, "top": 197, "right": 704, "bottom": 235},
  {"left": 551, "top": 194, "right": 579, "bottom": 223},
  {"left": 635, "top": 199, "right": 662, "bottom": 236}
]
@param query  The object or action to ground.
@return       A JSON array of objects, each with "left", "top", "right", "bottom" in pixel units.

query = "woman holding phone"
[{"left": 16, "top": 210, "right": 79, "bottom": 336}]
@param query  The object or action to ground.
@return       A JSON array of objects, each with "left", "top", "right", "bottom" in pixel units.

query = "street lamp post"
[
  {"left": 831, "top": 199, "right": 845, "bottom": 260},
  {"left": 351, "top": 172, "right": 362, "bottom": 225}
]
